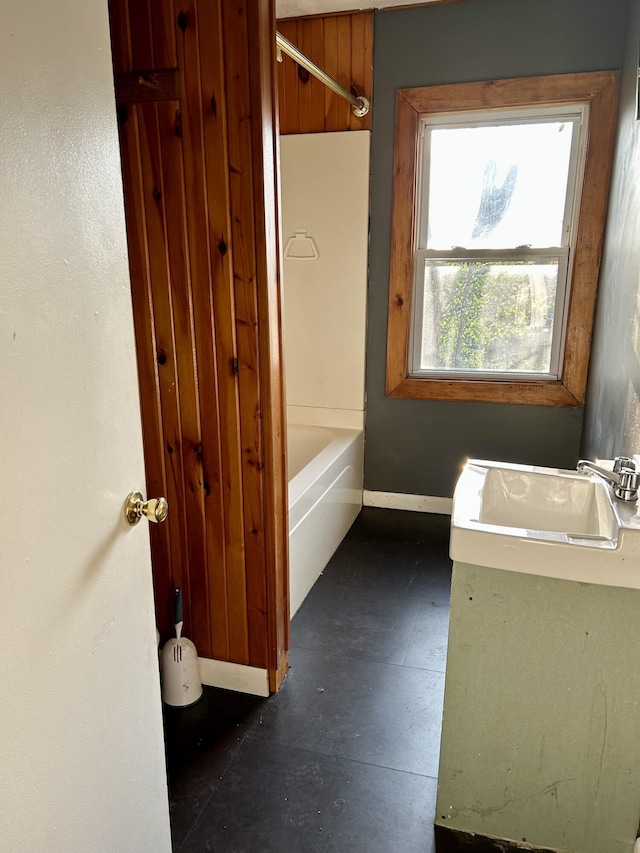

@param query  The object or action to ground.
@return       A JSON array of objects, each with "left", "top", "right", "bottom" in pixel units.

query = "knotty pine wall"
[
  {"left": 277, "top": 12, "right": 373, "bottom": 134},
  {"left": 109, "top": 0, "right": 288, "bottom": 690}
]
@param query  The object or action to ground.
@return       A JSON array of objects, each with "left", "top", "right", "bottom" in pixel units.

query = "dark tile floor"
[{"left": 164, "top": 507, "right": 452, "bottom": 853}]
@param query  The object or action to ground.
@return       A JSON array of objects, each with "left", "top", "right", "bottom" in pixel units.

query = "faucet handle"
[
  {"left": 615, "top": 468, "right": 639, "bottom": 501},
  {"left": 613, "top": 456, "right": 635, "bottom": 473}
]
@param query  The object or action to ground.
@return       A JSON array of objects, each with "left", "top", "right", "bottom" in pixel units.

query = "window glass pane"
[
  {"left": 419, "top": 259, "right": 560, "bottom": 374},
  {"left": 425, "top": 121, "right": 575, "bottom": 250}
]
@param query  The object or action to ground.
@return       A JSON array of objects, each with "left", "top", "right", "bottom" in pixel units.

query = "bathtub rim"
[{"left": 287, "top": 424, "right": 363, "bottom": 509}]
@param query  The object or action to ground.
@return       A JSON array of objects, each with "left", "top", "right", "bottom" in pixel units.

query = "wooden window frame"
[{"left": 385, "top": 72, "right": 619, "bottom": 406}]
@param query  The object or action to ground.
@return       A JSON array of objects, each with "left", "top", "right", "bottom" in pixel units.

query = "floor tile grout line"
[
  {"left": 292, "top": 585, "right": 450, "bottom": 605},
  {"left": 243, "top": 729, "right": 441, "bottom": 782},
  {"left": 176, "top": 733, "right": 250, "bottom": 853},
  {"left": 295, "top": 589, "right": 451, "bottom": 615},
  {"left": 288, "top": 641, "right": 447, "bottom": 676},
  {"left": 398, "top": 599, "right": 423, "bottom": 667}
]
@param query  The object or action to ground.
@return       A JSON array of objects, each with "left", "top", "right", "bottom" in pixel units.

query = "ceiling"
[{"left": 276, "top": 0, "right": 438, "bottom": 18}]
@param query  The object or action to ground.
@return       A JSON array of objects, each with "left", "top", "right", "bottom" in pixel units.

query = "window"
[
  {"left": 386, "top": 72, "right": 618, "bottom": 406},
  {"left": 415, "top": 107, "right": 582, "bottom": 380}
]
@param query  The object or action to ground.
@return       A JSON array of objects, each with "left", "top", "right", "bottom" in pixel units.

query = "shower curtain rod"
[{"left": 275, "top": 31, "right": 370, "bottom": 118}]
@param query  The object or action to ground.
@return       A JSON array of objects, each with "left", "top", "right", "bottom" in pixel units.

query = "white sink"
[{"left": 450, "top": 459, "right": 640, "bottom": 589}]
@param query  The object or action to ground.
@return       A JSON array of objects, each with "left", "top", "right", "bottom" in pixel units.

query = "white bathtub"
[{"left": 287, "top": 423, "right": 364, "bottom": 617}]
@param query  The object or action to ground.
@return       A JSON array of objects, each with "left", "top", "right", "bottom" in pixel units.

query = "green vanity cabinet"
[{"left": 436, "top": 562, "right": 640, "bottom": 852}]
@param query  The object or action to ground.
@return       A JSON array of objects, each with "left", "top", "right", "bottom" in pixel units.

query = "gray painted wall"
[
  {"left": 365, "top": 0, "right": 628, "bottom": 497},
  {"left": 583, "top": 0, "right": 640, "bottom": 460}
]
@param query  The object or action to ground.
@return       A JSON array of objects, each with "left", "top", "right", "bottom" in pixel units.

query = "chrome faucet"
[{"left": 576, "top": 456, "right": 639, "bottom": 501}]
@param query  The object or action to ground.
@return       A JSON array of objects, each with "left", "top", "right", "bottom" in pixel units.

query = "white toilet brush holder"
[{"left": 161, "top": 587, "right": 203, "bottom": 708}]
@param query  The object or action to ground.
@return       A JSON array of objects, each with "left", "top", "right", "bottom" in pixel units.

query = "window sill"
[{"left": 386, "top": 375, "right": 582, "bottom": 406}]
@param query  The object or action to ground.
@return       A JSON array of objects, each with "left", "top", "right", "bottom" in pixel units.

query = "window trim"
[{"left": 385, "top": 72, "right": 619, "bottom": 406}]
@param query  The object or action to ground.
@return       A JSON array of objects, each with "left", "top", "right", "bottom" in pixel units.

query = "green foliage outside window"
[{"left": 423, "top": 260, "right": 558, "bottom": 373}]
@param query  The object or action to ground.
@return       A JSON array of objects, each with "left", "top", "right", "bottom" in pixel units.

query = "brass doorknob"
[{"left": 125, "top": 491, "right": 169, "bottom": 526}]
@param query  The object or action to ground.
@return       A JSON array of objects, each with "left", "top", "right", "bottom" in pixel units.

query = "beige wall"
[{"left": 280, "top": 131, "right": 370, "bottom": 430}]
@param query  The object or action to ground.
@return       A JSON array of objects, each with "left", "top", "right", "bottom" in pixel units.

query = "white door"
[{"left": 0, "top": 2, "right": 172, "bottom": 851}]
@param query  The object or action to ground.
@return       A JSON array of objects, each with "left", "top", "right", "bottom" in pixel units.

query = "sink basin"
[
  {"left": 451, "top": 460, "right": 640, "bottom": 588},
  {"left": 480, "top": 465, "right": 618, "bottom": 537}
]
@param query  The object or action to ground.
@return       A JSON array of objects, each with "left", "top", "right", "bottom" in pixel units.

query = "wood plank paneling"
[
  {"left": 279, "top": 19, "right": 299, "bottom": 135},
  {"left": 296, "top": 18, "right": 313, "bottom": 134},
  {"left": 277, "top": 11, "right": 373, "bottom": 135},
  {"left": 115, "top": 69, "right": 180, "bottom": 104},
  {"left": 322, "top": 16, "right": 338, "bottom": 131},
  {"left": 110, "top": 0, "right": 188, "bottom": 636},
  {"left": 171, "top": 0, "right": 213, "bottom": 658},
  {"left": 309, "top": 18, "right": 325, "bottom": 133},
  {"left": 248, "top": 0, "right": 290, "bottom": 692},
  {"left": 109, "top": 0, "right": 288, "bottom": 685},
  {"left": 197, "top": 0, "right": 239, "bottom": 664},
  {"left": 335, "top": 15, "right": 353, "bottom": 131},
  {"left": 221, "top": 0, "right": 267, "bottom": 667},
  {"left": 116, "top": 105, "right": 176, "bottom": 631},
  {"left": 137, "top": 99, "right": 195, "bottom": 630}
]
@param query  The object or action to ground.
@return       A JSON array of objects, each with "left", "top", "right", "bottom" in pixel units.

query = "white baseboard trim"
[
  {"left": 363, "top": 490, "right": 452, "bottom": 515},
  {"left": 198, "top": 657, "right": 269, "bottom": 697}
]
